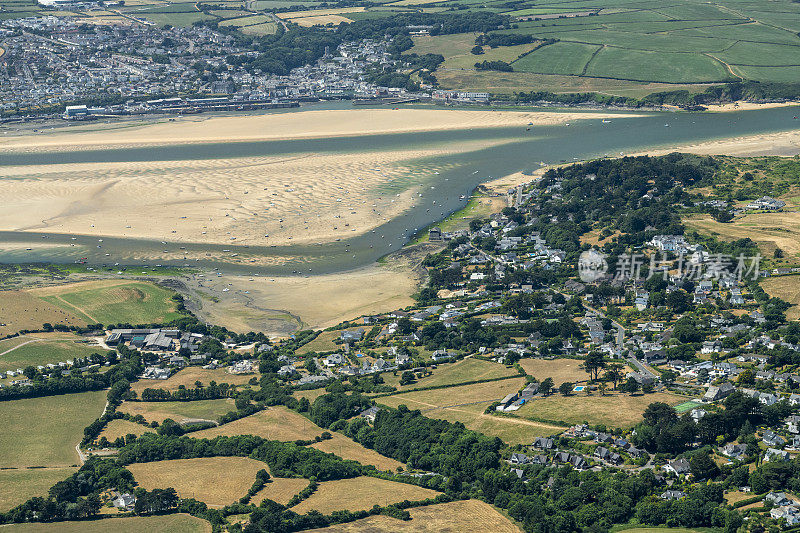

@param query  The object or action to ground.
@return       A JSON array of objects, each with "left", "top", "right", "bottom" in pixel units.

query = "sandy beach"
[
  {"left": 181, "top": 258, "right": 424, "bottom": 335},
  {"left": 0, "top": 106, "right": 637, "bottom": 250},
  {"left": 0, "top": 137, "right": 518, "bottom": 249},
  {"left": 639, "top": 128, "right": 800, "bottom": 157},
  {"left": 701, "top": 101, "right": 800, "bottom": 113},
  {"left": 0, "top": 107, "right": 645, "bottom": 151}
]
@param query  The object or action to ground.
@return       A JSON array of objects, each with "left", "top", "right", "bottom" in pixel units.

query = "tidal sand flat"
[
  {"left": 0, "top": 134, "right": 521, "bottom": 251},
  {"left": 183, "top": 262, "right": 420, "bottom": 334},
  {"left": 641, "top": 128, "right": 800, "bottom": 157},
  {"left": 0, "top": 107, "right": 643, "bottom": 150}
]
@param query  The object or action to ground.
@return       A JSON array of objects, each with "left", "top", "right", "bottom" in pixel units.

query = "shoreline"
[
  {"left": 699, "top": 101, "right": 800, "bottom": 113},
  {"left": 632, "top": 128, "right": 800, "bottom": 158},
  {"left": 0, "top": 107, "right": 648, "bottom": 152}
]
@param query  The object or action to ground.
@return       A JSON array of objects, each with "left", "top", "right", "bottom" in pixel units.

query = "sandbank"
[
  {"left": 638, "top": 129, "right": 800, "bottom": 157},
  {"left": 0, "top": 107, "right": 645, "bottom": 151},
  {"left": 0, "top": 139, "right": 510, "bottom": 248},
  {"left": 701, "top": 101, "right": 800, "bottom": 113}
]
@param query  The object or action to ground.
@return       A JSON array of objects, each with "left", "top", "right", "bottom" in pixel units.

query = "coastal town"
[
  {"left": 0, "top": 15, "right": 489, "bottom": 119},
  {"left": 2, "top": 153, "right": 800, "bottom": 530}
]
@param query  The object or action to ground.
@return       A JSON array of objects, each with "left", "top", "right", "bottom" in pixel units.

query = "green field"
[
  {"left": 0, "top": 334, "right": 108, "bottom": 373},
  {"left": 0, "top": 467, "right": 77, "bottom": 511},
  {"left": 0, "top": 391, "right": 107, "bottom": 467},
  {"left": 511, "top": 42, "right": 600, "bottom": 75},
  {"left": 239, "top": 22, "right": 279, "bottom": 35},
  {"left": 219, "top": 13, "right": 271, "bottom": 26},
  {"left": 137, "top": 11, "right": 214, "bottom": 26},
  {"left": 12, "top": 0, "right": 797, "bottom": 90},
  {"left": 403, "top": 0, "right": 800, "bottom": 92},
  {"left": 584, "top": 48, "right": 733, "bottom": 83},
  {"left": 0, "top": 514, "right": 211, "bottom": 533},
  {"left": 34, "top": 280, "right": 181, "bottom": 326}
]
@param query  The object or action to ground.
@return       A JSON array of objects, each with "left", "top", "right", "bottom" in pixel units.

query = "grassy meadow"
[
  {"left": 0, "top": 290, "right": 86, "bottom": 338},
  {"left": 130, "top": 366, "right": 257, "bottom": 395},
  {"left": 190, "top": 406, "right": 323, "bottom": 441},
  {"left": 381, "top": 357, "right": 519, "bottom": 393},
  {"left": 376, "top": 377, "right": 565, "bottom": 444},
  {"left": 291, "top": 476, "right": 439, "bottom": 514},
  {"left": 513, "top": 391, "right": 686, "bottom": 428},
  {"left": 306, "top": 499, "right": 521, "bottom": 532},
  {"left": 0, "top": 391, "right": 107, "bottom": 467},
  {"left": 0, "top": 333, "right": 108, "bottom": 373},
  {"left": 117, "top": 398, "right": 236, "bottom": 424},
  {"left": 0, "top": 514, "right": 211, "bottom": 532},
  {"left": 127, "top": 457, "right": 272, "bottom": 507},
  {"left": 0, "top": 467, "right": 78, "bottom": 511},
  {"left": 402, "top": 0, "right": 800, "bottom": 93},
  {"left": 30, "top": 280, "right": 181, "bottom": 325}
]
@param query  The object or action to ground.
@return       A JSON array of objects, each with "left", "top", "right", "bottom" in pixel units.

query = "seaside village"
[
  {"left": 3, "top": 164, "right": 800, "bottom": 525},
  {"left": 0, "top": 16, "right": 487, "bottom": 118}
]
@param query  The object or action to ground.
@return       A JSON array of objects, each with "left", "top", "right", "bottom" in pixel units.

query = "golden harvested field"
[
  {"left": 378, "top": 378, "right": 526, "bottom": 411},
  {"left": 376, "top": 378, "right": 562, "bottom": 444},
  {"left": 307, "top": 499, "right": 521, "bottom": 532},
  {"left": 277, "top": 6, "right": 363, "bottom": 18},
  {"left": 131, "top": 366, "right": 257, "bottom": 395},
  {"left": 290, "top": 15, "right": 353, "bottom": 26},
  {"left": 0, "top": 290, "right": 86, "bottom": 337},
  {"left": 292, "top": 476, "right": 439, "bottom": 514},
  {"left": 425, "top": 400, "right": 562, "bottom": 444},
  {"left": 293, "top": 388, "right": 328, "bottom": 403},
  {"left": 514, "top": 391, "right": 685, "bottom": 428},
  {"left": 310, "top": 432, "right": 404, "bottom": 471},
  {"left": 128, "top": 457, "right": 269, "bottom": 507},
  {"left": 518, "top": 358, "right": 627, "bottom": 386},
  {"left": 251, "top": 478, "right": 309, "bottom": 506},
  {"left": 0, "top": 467, "right": 77, "bottom": 511},
  {"left": 0, "top": 390, "right": 107, "bottom": 467},
  {"left": 297, "top": 330, "right": 350, "bottom": 354},
  {"left": 383, "top": 358, "right": 518, "bottom": 393},
  {"left": 0, "top": 514, "right": 211, "bottom": 532},
  {"left": 118, "top": 398, "right": 236, "bottom": 424},
  {"left": 724, "top": 490, "right": 755, "bottom": 505},
  {"left": 761, "top": 275, "right": 800, "bottom": 320},
  {"left": 97, "top": 419, "right": 151, "bottom": 442},
  {"left": 191, "top": 406, "right": 322, "bottom": 441},
  {"left": 684, "top": 212, "right": 800, "bottom": 257}
]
